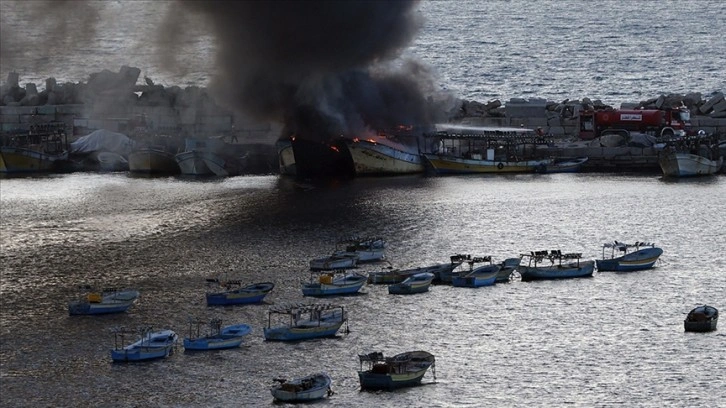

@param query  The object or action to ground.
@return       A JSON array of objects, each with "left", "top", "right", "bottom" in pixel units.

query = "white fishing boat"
[
  {"left": 658, "top": 133, "right": 723, "bottom": 177},
  {"left": 271, "top": 372, "right": 333, "bottom": 402}
]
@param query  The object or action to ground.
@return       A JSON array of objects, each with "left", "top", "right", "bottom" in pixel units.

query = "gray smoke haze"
[
  {"left": 0, "top": 0, "right": 99, "bottom": 75},
  {"left": 170, "top": 0, "right": 455, "bottom": 139}
]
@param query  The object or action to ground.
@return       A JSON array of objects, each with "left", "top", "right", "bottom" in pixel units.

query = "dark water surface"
[{"left": 1, "top": 173, "right": 724, "bottom": 407}]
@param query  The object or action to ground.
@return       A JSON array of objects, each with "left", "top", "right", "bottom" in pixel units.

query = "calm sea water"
[
  {"left": 1, "top": 1, "right": 724, "bottom": 106},
  {"left": 1, "top": 172, "right": 724, "bottom": 407}
]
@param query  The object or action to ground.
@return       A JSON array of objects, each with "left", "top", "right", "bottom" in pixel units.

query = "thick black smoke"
[{"left": 171, "top": 0, "right": 454, "bottom": 140}]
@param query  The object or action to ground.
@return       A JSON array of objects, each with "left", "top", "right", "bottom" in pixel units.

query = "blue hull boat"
[
  {"left": 596, "top": 241, "right": 663, "bottom": 272},
  {"left": 184, "top": 321, "right": 252, "bottom": 351},
  {"left": 205, "top": 281, "right": 274, "bottom": 306},
  {"left": 111, "top": 328, "right": 178, "bottom": 362},
  {"left": 519, "top": 250, "right": 595, "bottom": 281},
  {"left": 451, "top": 264, "right": 500, "bottom": 287},
  {"left": 264, "top": 304, "right": 348, "bottom": 342},
  {"left": 358, "top": 350, "right": 435, "bottom": 391}
]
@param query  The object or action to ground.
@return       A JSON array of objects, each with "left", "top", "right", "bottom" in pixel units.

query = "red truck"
[{"left": 578, "top": 107, "right": 691, "bottom": 140}]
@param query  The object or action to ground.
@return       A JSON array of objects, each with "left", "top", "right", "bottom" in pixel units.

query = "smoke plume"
[{"left": 170, "top": 0, "right": 454, "bottom": 140}]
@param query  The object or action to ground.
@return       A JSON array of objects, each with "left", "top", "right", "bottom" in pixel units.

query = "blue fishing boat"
[
  {"left": 518, "top": 250, "right": 595, "bottom": 281},
  {"left": 68, "top": 287, "right": 139, "bottom": 315},
  {"left": 451, "top": 256, "right": 500, "bottom": 287},
  {"left": 388, "top": 272, "right": 435, "bottom": 294},
  {"left": 302, "top": 271, "right": 367, "bottom": 297},
  {"left": 183, "top": 319, "right": 252, "bottom": 351},
  {"left": 110, "top": 327, "right": 178, "bottom": 362},
  {"left": 264, "top": 303, "right": 348, "bottom": 342},
  {"left": 205, "top": 280, "right": 274, "bottom": 306},
  {"left": 596, "top": 241, "right": 663, "bottom": 272},
  {"left": 358, "top": 350, "right": 436, "bottom": 391}
]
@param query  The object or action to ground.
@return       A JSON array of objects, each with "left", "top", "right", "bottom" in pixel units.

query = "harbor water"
[{"left": 1, "top": 172, "right": 724, "bottom": 407}]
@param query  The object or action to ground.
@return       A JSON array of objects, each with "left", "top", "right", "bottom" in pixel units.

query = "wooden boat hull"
[
  {"left": 205, "top": 282, "right": 274, "bottom": 306},
  {"left": 519, "top": 260, "right": 595, "bottom": 281},
  {"left": 175, "top": 150, "right": 213, "bottom": 175},
  {"left": 271, "top": 373, "right": 332, "bottom": 402},
  {"left": 659, "top": 152, "right": 723, "bottom": 177},
  {"left": 0, "top": 146, "right": 68, "bottom": 173},
  {"left": 345, "top": 139, "right": 424, "bottom": 176},
  {"left": 128, "top": 148, "right": 179, "bottom": 174},
  {"left": 423, "top": 153, "right": 551, "bottom": 174},
  {"left": 495, "top": 258, "right": 520, "bottom": 283},
  {"left": 684, "top": 319, "right": 718, "bottom": 332},
  {"left": 358, "top": 368, "right": 430, "bottom": 390},
  {"left": 684, "top": 305, "right": 718, "bottom": 332},
  {"left": 597, "top": 247, "right": 663, "bottom": 272}
]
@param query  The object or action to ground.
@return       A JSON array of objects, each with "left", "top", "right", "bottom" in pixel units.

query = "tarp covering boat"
[{"left": 70, "top": 129, "right": 135, "bottom": 156}]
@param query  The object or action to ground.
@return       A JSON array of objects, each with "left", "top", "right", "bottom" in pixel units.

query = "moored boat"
[
  {"left": 343, "top": 133, "right": 425, "bottom": 176},
  {"left": 369, "top": 260, "right": 460, "bottom": 284},
  {"left": 451, "top": 257, "right": 500, "bottom": 288},
  {"left": 110, "top": 327, "right": 178, "bottom": 362},
  {"left": 358, "top": 350, "right": 436, "bottom": 391},
  {"left": 205, "top": 280, "right": 275, "bottom": 306},
  {"left": 596, "top": 241, "right": 663, "bottom": 272},
  {"left": 309, "top": 253, "right": 359, "bottom": 271},
  {"left": 423, "top": 125, "right": 552, "bottom": 174},
  {"left": 271, "top": 372, "right": 333, "bottom": 402},
  {"left": 388, "top": 272, "right": 435, "bottom": 294},
  {"left": 302, "top": 271, "right": 367, "bottom": 297},
  {"left": 336, "top": 236, "right": 387, "bottom": 263},
  {"left": 0, "top": 122, "right": 69, "bottom": 173},
  {"left": 518, "top": 250, "right": 595, "bottom": 281},
  {"left": 436, "top": 254, "right": 474, "bottom": 284},
  {"left": 128, "top": 146, "right": 179, "bottom": 174},
  {"left": 68, "top": 287, "right": 140, "bottom": 315},
  {"left": 684, "top": 305, "right": 718, "bottom": 332},
  {"left": 658, "top": 134, "right": 723, "bottom": 177},
  {"left": 263, "top": 303, "right": 348, "bottom": 341},
  {"left": 183, "top": 319, "right": 252, "bottom": 350},
  {"left": 496, "top": 258, "right": 521, "bottom": 283}
]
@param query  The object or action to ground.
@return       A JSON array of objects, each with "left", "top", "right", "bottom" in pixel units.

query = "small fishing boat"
[
  {"left": 684, "top": 305, "right": 718, "bottom": 332},
  {"left": 518, "top": 250, "right": 595, "bottom": 281},
  {"left": 183, "top": 318, "right": 252, "bottom": 351},
  {"left": 358, "top": 350, "right": 436, "bottom": 391},
  {"left": 336, "top": 236, "right": 387, "bottom": 262},
  {"left": 596, "top": 241, "right": 663, "bottom": 272},
  {"left": 388, "top": 272, "right": 435, "bottom": 294},
  {"left": 451, "top": 256, "right": 500, "bottom": 287},
  {"left": 205, "top": 279, "right": 274, "bottom": 306},
  {"left": 264, "top": 303, "right": 348, "bottom": 341},
  {"left": 68, "top": 287, "right": 139, "bottom": 315},
  {"left": 496, "top": 258, "right": 521, "bottom": 283},
  {"left": 309, "top": 253, "right": 359, "bottom": 271},
  {"left": 658, "top": 135, "right": 723, "bottom": 177},
  {"left": 302, "top": 271, "right": 367, "bottom": 297},
  {"left": 370, "top": 259, "right": 464, "bottom": 284},
  {"left": 110, "top": 327, "right": 178, "bottom": 362},
  {"left": 271, "top": 372, "right": 333, "bottom": 402},
  {"left": 436, "top": 254, "right": 475, "bottom": 284}
]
